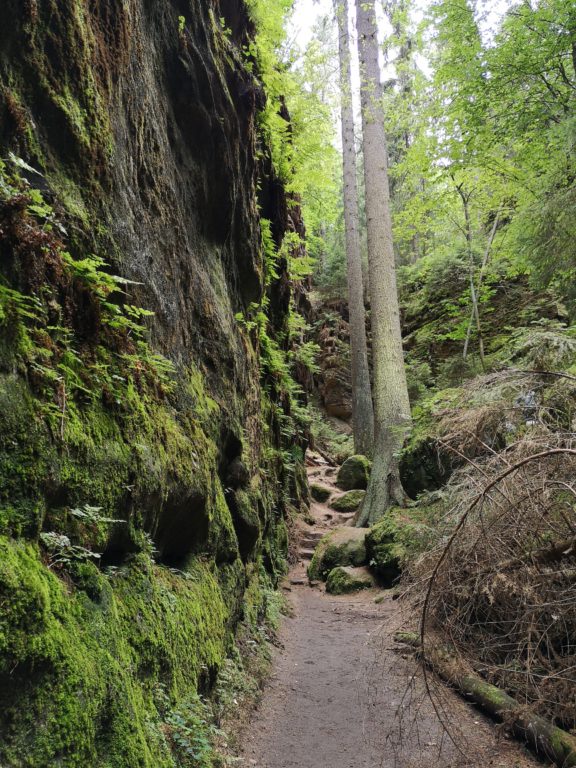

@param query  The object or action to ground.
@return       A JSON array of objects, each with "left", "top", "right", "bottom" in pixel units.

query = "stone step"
[
  {"left": 302, "top": 531, "right": 323, "bottom": 541},
  {"left": 299, "top": 548, "right": 316, "bottom": 560}
]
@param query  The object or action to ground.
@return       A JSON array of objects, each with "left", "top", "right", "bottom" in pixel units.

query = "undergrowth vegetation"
[{"left": 404, "top": 379, "right": 576, "bottom": 730}]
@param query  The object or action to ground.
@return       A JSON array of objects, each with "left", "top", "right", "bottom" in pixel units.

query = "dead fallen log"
[
  {"left": 395, "top": 632, "right": 576, "bottom": 768},
  {"left": 498, "top": 536, "right": 576, "bottom": 571}
]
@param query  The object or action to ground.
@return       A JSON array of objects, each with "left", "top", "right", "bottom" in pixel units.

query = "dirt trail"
[{"left": 241, "top": 459, "right": 541, "bottom": 768}]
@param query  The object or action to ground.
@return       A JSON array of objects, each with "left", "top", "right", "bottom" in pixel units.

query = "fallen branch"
[
  {"left": 395, "top": 632, "right": 576, "bottom": 768},
  {"left": 498, "top": 536, "right": 576, "bottom": 571},
  {"left": 421, "top": 449, "right": 576, "bottom": 653},
  {"left": 509, "top": 369, "right": 576, "bottom": 383},
  {"left": 312, "top": 445, "right": 338, "bottom": 467}
]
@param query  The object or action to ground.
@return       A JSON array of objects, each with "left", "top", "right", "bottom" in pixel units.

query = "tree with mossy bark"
[
  {"left": 354, "top": 0, "right": 411, "bottom": 527},
  {"left": 334, "top": 0, "right": 374, "bottom": 457}
]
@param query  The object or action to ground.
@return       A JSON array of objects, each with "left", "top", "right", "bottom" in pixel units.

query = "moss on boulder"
[
  {"left": 330, "top": 490, "right": 365, "bottom": 513},
  {"left": 336, "top": 455, "right": 371, "bottom": 490},
  {"left": 0, "top": 537, "right": 229, "bottom": 767},
  {"left": 326, "top": 566, "right": 375, "bottom": 595},
  {"left": 367, "top": 496, "right": 450, "bottom": 585},
  {"left": 307, "top": 526, "right": 367, "bottom": 581},
  {"left": 310, "top": 484, "right": 331, "bottom": 503},
  {"left": 366, "top": 515, "right": 405, "bottom": 586}
]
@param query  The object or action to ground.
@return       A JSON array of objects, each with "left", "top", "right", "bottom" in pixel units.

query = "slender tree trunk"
[
  {"left": 463, "top": 206, "right": 501, "bottom": 362},
  {"left": 334, "top": 0, "right": 374, "bottom": 457},
  {"left": 354, "top": 0, "right": 411, "bottom": 527},
  {"left": 457, "top": 184, "right": 486, "bottom": 371}
]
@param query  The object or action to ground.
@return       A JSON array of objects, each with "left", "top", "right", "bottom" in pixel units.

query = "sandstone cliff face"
[
  {"left": 0, "top": 2, "right": 304, "bottom": 764},
  {"left": 313, "top": 299, "right": 354, "bottom": 421}
]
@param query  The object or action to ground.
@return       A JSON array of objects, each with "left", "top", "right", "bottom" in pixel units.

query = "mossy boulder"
[
  {"left": 326, "top": 566, "right": 375, "bottom": 595},
  {"left": 336, "top": 455, "right": 371, "bottom": 491},
  {"left": 330, "top": 490, "right": 365, "bottom": 513},
  {"left": 400, "top": 437, "right": 453, "bottom": 499},
  {"left": 0, "top": 537, "right": 229, "bottom": 767},
  {"left": 366, "top": 502, "right": 436, "bottom": 586},
  {"left": 310, "top": 484, "right": 332, "bottom": 503},
  {"left": 307, "top": 526, "right": 367, "bottom": 581},
  {"left": 367, "top": 498, "right": 449, "bottom": 586},
  {"left": 366, "top": 513, "right": 406, "bottom": 585}
]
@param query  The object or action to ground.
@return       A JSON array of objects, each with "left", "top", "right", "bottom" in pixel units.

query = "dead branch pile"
[{"left": 407, "top": 373, "right": 576, "bottom": 731}]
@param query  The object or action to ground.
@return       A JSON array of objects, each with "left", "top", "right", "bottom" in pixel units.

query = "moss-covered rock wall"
[{"left": 0, "top": 1, "right": 304, "bottom": 763}]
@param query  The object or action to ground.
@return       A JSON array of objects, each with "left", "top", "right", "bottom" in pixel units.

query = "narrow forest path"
[{"left": 240, "top": 457, "right": 542, "bottom": 768}]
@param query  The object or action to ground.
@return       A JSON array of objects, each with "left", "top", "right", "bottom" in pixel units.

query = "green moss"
[
  {"left": 365, "top": 513, "right": 406, "bottom": 586},
  {"left": 400, "top": 388, "right": 462, "bottom": 497},
  {"left": 310, "top": 483, "right": 331, "bottom": 503},
  {"left": 330, "top": 490, "right": 365, "bottom": 513},
  {"left": 48, "top": 170, "right": 91, "bottom": 225},
  {"left": 0, "top": 375, "right": 54, "bottom": 537},
  {"left": 0, "top": 536, "right": 232, "bottom": 766},
  {"left": 325, "top": 566, "right": 374, "bottom": 595},
  {"left": 336, "top": 455, "right": 371, "bottom": 491},
  {"left": 307, "top": 527, "right": 367, "bottom": 582},
  {"left": 185, "top": 365, "right": 222, "bottom": 438},
  {"left": 229, "top": 488, "right": 262, "bottom": 560},
  {"left": 0, "top": 84, "right": 45, "bottom": 162},
  {"left": 366, "top": 506, "right": 438, "bottom": 585},
  {"left": 34, "top": 0, "right": 113, "bottom": 167},
  {"left": 262, "top": 514, "right": 289, "bottom": 579}
]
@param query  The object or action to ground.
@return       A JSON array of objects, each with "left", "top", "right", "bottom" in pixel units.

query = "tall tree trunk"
[
  {"left": 463, "top": 205, "right": 501, "bottom": 364},
  {"left": 456, "top": 183, "right": 486, "bottom": 372},
  {"left": 334, "top": 0, "right": 374, "bottom": 457},
  {"left": 354, "top": 0, "right": 411, "bottom": 527}
]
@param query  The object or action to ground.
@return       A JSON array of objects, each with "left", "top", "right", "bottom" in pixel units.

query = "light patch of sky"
[
  {"left": 287, "top": 0, "right": 510, "bottom": 148},
  {"left": 289, "top": 0, "right": 512, "bottom": 62},
  {"left": 290, "top": 0, "right": 334, "bottom": 52},
  {"left": 288, "top": 0, "right": 403, "bottom": 146},
  {"left": 289, "top": 0, "right": 389, "bottom": 74}
]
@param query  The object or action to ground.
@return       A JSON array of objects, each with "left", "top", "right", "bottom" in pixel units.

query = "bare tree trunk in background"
[
  {"left": 456, "top": 183, "right": 486, "bottom": 372},
  {"left": 334, "top": 0, "right": 374, "bottom": 457},
  {"left": 463, "top": 206, "right": 501, "bottom": 364},
  {"left": 354, "top": 0, "right": 411, "bottom": 527}
]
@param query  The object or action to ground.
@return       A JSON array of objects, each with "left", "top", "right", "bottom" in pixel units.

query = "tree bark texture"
[
  {"left": 355, "top": 0, "right": 411, "bottom": 526},
  {"left": 335, "top": 0, "right": 374, "bottom": 457}
]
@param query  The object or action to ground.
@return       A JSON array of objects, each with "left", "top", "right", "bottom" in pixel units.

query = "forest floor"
[{"left": 239, "top": 460, "right": 544, "bottom": 768}]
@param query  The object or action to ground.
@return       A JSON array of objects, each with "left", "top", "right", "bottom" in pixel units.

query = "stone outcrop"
[
  {"left": 0, "top": 1, "right": 308, "bottom": 763},
  {"left": 330, "top": 489, "right": 365, "bottom": 512}
]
